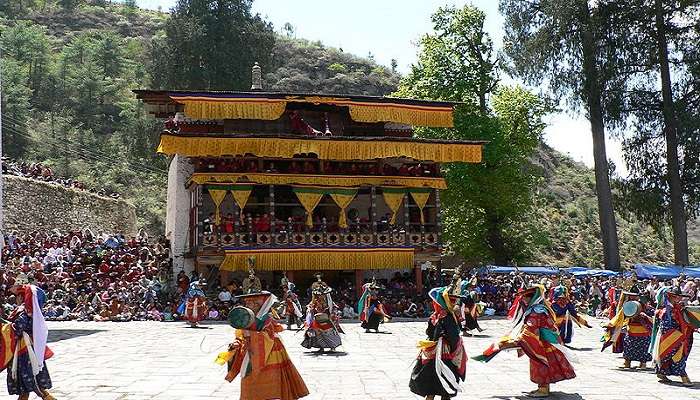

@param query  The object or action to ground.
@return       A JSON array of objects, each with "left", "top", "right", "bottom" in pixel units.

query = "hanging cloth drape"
[
  {"left": 293, "top": 189, "right": 325, "bottom": 227},
  {"left": 382, "top": 188, "right": 406, "bottom": 225},
  {"left": 329, "top": 189, "right": 358, "bottom": 228},
  {"left": 230, "top": 185, "right": 253, "bottom": 220},
  {"left": 208, "top": 189, "right": 228, "bottom": 225},
  {"left": 410, "top": 190, "right": 431, "bottom": 224}
]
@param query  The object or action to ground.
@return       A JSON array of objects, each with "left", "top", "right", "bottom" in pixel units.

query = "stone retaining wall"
[{"left": 3, "top": 175, "right": 137, "bottom": 235}]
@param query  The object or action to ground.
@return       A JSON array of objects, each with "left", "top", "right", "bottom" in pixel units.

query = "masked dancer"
[
  {"left": 281, "top": 277, "right": 303, "bottom": 330},
  {"left": 358, "top": 278, "right": 392, "bottom": 333},
  {"left": 550, "top": 284, "right": 591, "bottom": 346},
  {"left": 409, "top": 272, "right": 467, "bottom": 400},
  {"left": 217, "top": 291, "right": 309, "bottom": 400},
  {"left": 301, "top": 274, "right": 343, "bottom": 353},
  {"left": 473, "top": 285, "right": 576, "bottom": 398},
  {"left": 179, "top": 278, "right": 208, "bottom": 328},
  {"left": 2, "top": 274, "right": 56, "bottom": 400},
  {"left": 649, "top": 287, "right": 697, "bottom": 386}
]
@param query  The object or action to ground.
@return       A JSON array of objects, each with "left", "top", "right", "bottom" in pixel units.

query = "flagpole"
[{"left": 0, "top": 45, "right": 4, "bottom": 270}]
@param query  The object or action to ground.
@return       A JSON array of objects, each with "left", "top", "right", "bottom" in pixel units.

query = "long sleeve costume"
[
  {"left": 409, "top": 286, "right": 467, "bottom": 398},
  {"left": 649, "top": 288, "right": 695, "bottom": 377},
  {"left": 474, "top": 285, "right": 576, "bottom": 386},
  {"left": 2, "top": 285, "right": 54, "bottom": 397},
  {"left": 217, "top": 292, "right": 309, "bottom": 400}
]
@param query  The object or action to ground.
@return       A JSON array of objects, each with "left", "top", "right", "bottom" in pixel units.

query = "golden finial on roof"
[{"left": 251, "top": 62, "right": 262, "bottom": 91}]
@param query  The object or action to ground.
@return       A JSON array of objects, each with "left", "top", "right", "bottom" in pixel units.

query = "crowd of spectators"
[
  {"left": 5, "top": 230, "right": 699, "bottom": 325},
  {"left": 0, "top": 229, "right": 172, "bottom": 322},
  {"left": 2, "top": 157, "right": 120, "bottom": 198}
]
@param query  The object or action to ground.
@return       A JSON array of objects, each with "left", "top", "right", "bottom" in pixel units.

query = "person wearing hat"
[
  {"left": 473, "top": 285, "right": 576, "bottom": 398},
  {"left": 550, "top": 284, "right": 591, "bottom": 346},
  {"left": 301, "top": 274, "right": 343, "bottom": 352},
  {"left": 617, "top": 286, "right": 654, "bottom": 370},
  {"left": 216, "top": 291, "right": 309, "bottom": 400},
  {"left": 649, "top": 286, "right": 695, "bottom": 386},
  {"left": 180, "top": 279, "right": 208, "bottom": 328},
  {"left": 459, "top": 276, "right": 484, "bottom": 337},
  {"left": 358, "top": 277, "right": 392, "bottom": 333},
  {"left": 409, "top": 278, "right": 467, "bottom": 400},
  {"left": 281, "top": 279, "right": 303, "bottom": 331},
  {"left": 3, "top": 273, "right": 56, "bottom": 400}
]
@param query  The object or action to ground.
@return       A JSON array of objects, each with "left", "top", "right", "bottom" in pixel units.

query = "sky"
[{"left": 134, "top": 0, "right": 626, "bottom": 174}]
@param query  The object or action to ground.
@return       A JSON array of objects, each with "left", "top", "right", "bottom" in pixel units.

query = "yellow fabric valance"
[
  {"left": 208, "top": 189, "right": 228, "bottom": 225},
  {"left": 293, "top": 191, "right": 324, "bottom": 227},
  {"left": 170, "top": 94, "right": 454, "bottom": 127},
  {"left": 158, "top": 135, "right": 482, "bottom": 163},
  {"left": 174, "top": 97, "right": 287, "bottom": 120},
  {"left": 189, "top": 172, "right": 447, "bottom": 189},
  {"left": 382, "top": 190, "right": 405, "bottom": 225},
  {"left": 348, "top": 103, "right": 453, "bottom": 127},
  {"left": 330, "top": 190, "right": 357, "bottom": 228},
  {"left": 220, "top": 248, "right": 415, "bottom": 271},
  {"left": 410, "top": 191, "right": 431, "bottom": 224},
  {"left": 230, "top": 186, "right": 252, "bottom": 219}
]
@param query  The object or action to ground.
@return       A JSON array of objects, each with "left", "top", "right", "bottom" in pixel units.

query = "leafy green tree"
[
  {"left": 0, "top": 21, "right": 52, "bottom": 102},
  {"left": 398, "top": 5, "right": 549, "bottom": 264},
  {"left": 0, "top": 59, "right": 32, "bottom": 157},
  {"left": 499, "top": 0, "right": 622, "bottom": 269},
  {"left": 150, "top": 0, "right": 276, "bottom": 90}
]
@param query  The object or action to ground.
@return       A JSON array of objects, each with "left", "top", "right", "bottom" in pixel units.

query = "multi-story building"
[{"left": 135, "top": 69, "right": 483, "bottom": 295}]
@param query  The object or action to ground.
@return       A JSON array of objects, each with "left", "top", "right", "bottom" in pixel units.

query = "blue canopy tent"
[
  {"left": 479, "top": 265, "right": 560, "bottom": 276},
  {"left": 634, "top": 264, "right": 682, "bottom": 279}
]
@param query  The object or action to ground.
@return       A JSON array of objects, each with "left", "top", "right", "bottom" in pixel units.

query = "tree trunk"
[
  {"left": 654, "top": 0, "right": 689, "bottom": 266},
  {"left": 486, "top": 212, "right": 509, "bottom": 265},
  {"left": 579, "top": 1, "right": 621, "bottom": 270}
]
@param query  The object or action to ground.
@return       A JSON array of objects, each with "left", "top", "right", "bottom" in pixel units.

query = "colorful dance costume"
[
  {"left": 301, "top": 276, "right": 343, "bottom": 352},
  {"left": 459, "top": 279, "right": 483, "bottom": 336},
  {"left": 649, "top": 287, "right": 696, "bottom": 385},
  {"left": 281, "top": 281, "right": 303, "bottom": 330},
  {"left": 218, "top": 291, "right": 309, "bottom": 400},
  {"left": 180, "top": 279, "right": 208, "bottom": 327},
  {"left": 358, "top": 280, "right": 391, "bottom": 333},
  {"left": 409, "top": 285, "right": 467, "bottom": 399},
  {"left": 1, "top": 275, "right": 56, "bottom": 400},
  {"left": 474, "top": 285, "right": 575, "bottom": 398},
  {"left": 550, "top": 285, "right": 590, "bottom": 345}
]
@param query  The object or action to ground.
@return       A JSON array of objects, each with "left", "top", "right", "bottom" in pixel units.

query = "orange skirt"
[{"left": 241, "top": 340, "right": 309, "bottom": 400}]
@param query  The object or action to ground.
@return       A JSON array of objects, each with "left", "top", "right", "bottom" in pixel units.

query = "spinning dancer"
[
  {"left": 301, "top": 274, "right": 343, "bottom": 353},
  {"left": 241, "top": 261, "right": 262, "bottom": 294},
  {"left": 181, "top": 278, "right": 208, "bottom": 328},
  {"left": 550, "top": 284, "right": 591, "bottom": 345},
  {"left": 649, "top": 287, "right": 697, "bottom": 386},
  {"left": 602, "top": 286, "right": 653, "bottom": 370},
  {"left": 217, "top": 291, "right": 309, "bottom": 400},
  {"left": 358, "top": 278, "right": 392, "bottom": 333},
  {"left": 281, "top": 277, "right": 303, "bottom": 330},
  {"left": 1, "top": 274, "right": 56, "bottom": 400},
  {"left": 474, "top": 285, "right": 576, "bottom": 398},
  {"left": 459, "top": 277, "right": 483, "bottom": 337},
  {"left": 409, "top": 273, "right": 467, "bottom": 400}
]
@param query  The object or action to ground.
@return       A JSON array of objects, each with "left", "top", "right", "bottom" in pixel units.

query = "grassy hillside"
[{"left": 2, "top": 2, "right": 696, "bottom": 266}]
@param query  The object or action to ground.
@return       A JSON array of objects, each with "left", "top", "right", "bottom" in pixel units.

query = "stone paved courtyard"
[{"left": 3, "top": 318, "right": 700, "bottom": 399}]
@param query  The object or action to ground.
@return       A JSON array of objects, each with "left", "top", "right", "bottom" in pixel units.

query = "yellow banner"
[
  {"left": 157, "top": 135, "right": 482, "bottom": 163},
  {"left": 410, "top": 191, "right": 431, "bottom": 224},
  {"left": 382, "top": 191, "right": 405, "bottom": 225},
  {"left": 293, "top": 191, "right": 324, "bottom": 227},
  {"left": 220, "top": 248, "right": 415, "bottom": 271},
  {"left": 330, "top": 191, "right": 357, "bottom": 228},
  {"left": 189, "top": 172, "right": 447, "bottom": 190},
  {"left": 209, "top": 189, "right": 228, "bottom": 225}
]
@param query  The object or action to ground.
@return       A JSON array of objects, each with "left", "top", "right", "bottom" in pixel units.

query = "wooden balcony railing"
[{"left": 198, "top": 228, "right": 440, "bottom": 251}]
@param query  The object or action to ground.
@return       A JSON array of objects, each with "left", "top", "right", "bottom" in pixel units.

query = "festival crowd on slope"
[{"left": 1, "top": 157, "right": 120, "bottom": 199}]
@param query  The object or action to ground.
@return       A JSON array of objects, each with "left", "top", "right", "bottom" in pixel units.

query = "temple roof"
[{"left": 133, "top": 89, "right": 458, "bottom": 128}]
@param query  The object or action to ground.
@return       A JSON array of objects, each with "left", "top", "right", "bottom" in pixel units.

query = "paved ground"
[{"left": 2, "top": 318, "right": 700, "bottom": 399}]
